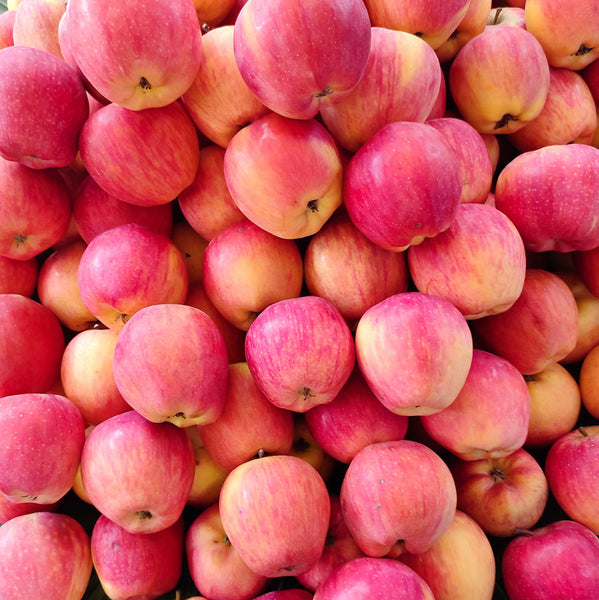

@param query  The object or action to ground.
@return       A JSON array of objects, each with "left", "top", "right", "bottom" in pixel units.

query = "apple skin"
[
  {"left": 319, "top": 27, "right": 443, "bottom": 153},
  {"left": 340, "top": 440, "right": 458, "bottom": 558},
  {"left": 0, "top": 511, "right": 93, "bottom": 600},
  {"left": 63, "top": 0, "right": 202, "bottom": 110},
  {"left": 343, "top": 120, "right": 462, "bottom": 252},
  {"left": 224, "top": 113, "right": 344, "bottom": 240},
  {"left": 0, "top": 255, "right": 38, "bottom": 296},
  {"left": 487, "top": 5, "right": 526, "bottom": 28},
  {"left": 219, "top": 454, "right": 331, "bottom": 578},
  {"left": 494, "top": 143, "right": 599, "bottom": 252},
  {"left": 449, "top": 24, "right": 550, "bottom": 134},
  {"left": 112, "top": 303, "right": 229, "bottom": 427},
  {"left": 579, "top": 344, "right": 599, "bottom": 420},
  {"left": 80, "top": 409, "right": 196, "bottom": 534},
  {"left": 233, "top": 0, "right": 371, "bottom": 120},
  {"left": 202, "top": 218, "right": 304, "bottom": 331},
  {"left": 77, "top": 223, "right": 189, "bottom": 332},
  {"left": 420, "top": 349, "right": 530, "bottom": 461},
  {"left": 193, "top": 0, "right": 237, "bottom": 28},
  {"left": 0, "top": 10, "right": 15, "bottom": 49},
  {"left": 185, "top": 502, "right": 268, "bottom": 600},
  {"left": 355, "top": 292, "right": 473, "bottom": 416},
  {"left": 501, "top": 520, "right": 599, "bottom": 600},
  {"left": 399, "top": 510, "right": 496, "bottom": 600},
  {"left": 0, "top": 45, "right": 89, "bottom": 169},
  {"left": 91, "top": 515, "right": 184, "bottom": 600},
  {"left": 0, "top": 493, "right": 60, "bottom": 525},
  {"left": 407, "top": 202, "right": 527, "bottom": 319},
  {"left": 12, "top": 0, "right": 66, "bottom": 58}
]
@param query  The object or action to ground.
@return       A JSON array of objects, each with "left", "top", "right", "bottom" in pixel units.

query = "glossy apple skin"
[
  {"left": 501, "top": 520, "right": 599, "bottom": 600},
  {"left": 219, "top": 455, "right": 331, "bottom": 578},
  {"left": 0, "top": 511, "right": 92, "bottom": 600},
  {"left": 233, "top": 0, "right": 371, "bottom": 119}
]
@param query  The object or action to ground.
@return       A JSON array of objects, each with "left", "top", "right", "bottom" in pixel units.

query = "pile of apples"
[{"left": 2, "top": 0, "right": 599, "bottom": 598}]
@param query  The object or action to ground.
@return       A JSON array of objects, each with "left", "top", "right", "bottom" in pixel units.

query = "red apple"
[
  {"left": 0, "top": 254, "right": 38, "bottom": 296},
  {"left": 12, "top": 0, "right": 65, "bottom": 58}
]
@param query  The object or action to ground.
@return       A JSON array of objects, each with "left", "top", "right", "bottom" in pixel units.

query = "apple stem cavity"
[
  {"left": 490, "top": 466, "right": 506, "bottom": 482},
  {"left": 491, "top": 7, "right": 503, "bottom": 25}
]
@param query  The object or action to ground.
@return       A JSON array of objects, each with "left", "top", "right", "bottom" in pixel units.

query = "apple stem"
[
  {"left": 257, "top": 448, "right": 265, "bottom": 459},
  {"left": 491, "top": 7, "right": 503, "bottom": 25},
  {"left": 579, "top": 426, "right": 590, "bottom": 437}
]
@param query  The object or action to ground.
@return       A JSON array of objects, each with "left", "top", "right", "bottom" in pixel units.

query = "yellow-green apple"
[
  {"left": 12, "top": 0, "right": 65, "bottom": 58},
  {"left": 579, "top": 344, "right": 599, "bottom": 419},
  {"left": 0, "top": 392, "right": 85, "bottom": 505},
  {"left": 0, "top": 255, "right": 37, "bottom": 296},
  {"left": 79, "top": 101, "right": 200, "bottom": 207},
  {"left": 0, "top": 294, "right": 65, "bottom": 397},
  {"left": 202, "top": 218, "right": 304, "bottom": 331},
  {"left": 494, "top": 144, "right": 599, "bottom": 252},
  {"left": 181, "top": 25, "right": 270, "bottom": 148},
  {"left": 340, "top": 440, "right": 457, "bottom": 558},
  {"left": 362, "top": 0, "right": 470, "bottom": 50},
  {"left": 296, "top": 494, "right": 365, "bottom": 591},
  {"left": 0, "top": 156, "right": 71, "bottom": 260},
  {"left": 303, "top": 212, "right": 409, "bottom": 329},
  {"left": 77, "top": 223, "right": 189, "bottom": 331},
  {"left": 0, "top": 511, "right": 92, "bottom": 600},
  {"left": 524, "top": 361, "right": 582, "bottom": 448},
  {"left": 60, "top": 328, "right": 131, "bottom": 426},
  {"left": 198, "top": 362, "right": 294, "bottom": 471},
  {"left": 0, "top": 45, "right": 88, "bottom": 169},
  {"left": 91, "top": 514, "right": 184, "bottom": 600},
  {"left": 408, "top": 203, "right": 526, "bottom": 319},
  {"left": 0, "top": 10, "right": 15, "bottom": 49},
  {"left": 524, "top": 0, "right": 599, "bottom": 69},
  {"left": 471, "top": 269, "right": 579, "bottom": 374},
  {"left": 72, "top": 175, "right": 173, "bottom": 245},
  {"left": 304, "top": 368, "right": 409, "bottom": 465},
  {"left": 63, "top": 0, "right": 202, "bottom": 110},
  {"left": 449, "top": 448, "right": 549, "bottom": 537},
  {"left": 319, "top": 27, "right": 443, "bottom": 153},
  {"left": 178, "top": 144, "right": 245, "bottom": 242},
  {"left": 169, "top": 220, "right": 208, "bottom": 285},
  {"left": 545, "top": 425, "right": 599, "bottom": 534},
  {"left": 420, "top": 349, "right": 530, "bottom": 460},
  {"left": 487, "top": 5, "right": 526, "bottom": 28},
  {"left": 193, "top": 0, "right": 237, "bottom": 28},
  {"left": 233, "top": 0, "right": 371, "bottom": 120},
  {"left": 80, "top": 409, "right": 196, "bottom": 534},
  {"left": 501, "top": 520, "right": 599, "bottom": 600},
  {"left": 508, "top": 67, "right": 597, "bottom": 151},
  {"left": 449, "top": 24, "right": 550, "bottom": 134},
  {"left": 245, "top": 295, "right": 355, "bottom": 413},
  {"left": 399, "top": 510, "right": 496, "bottom": 600},
  {"left": 219, "top": 454, "right": 331, "bottom": 577},
  {"left": 112, "top": 303, "right": 229, "bottom": 427},
  {"left": 354, "top": 292, "right": 473, "bottom": 416},
  {"left": 425, "top": 117, "right": 494, "bottom": 204},
  {"left": 186, "top": 502, "right": 268, "bottom": 600},
  {"left": 224, "top": 113, "right": 343, "bottom": 239},
  {"left": 0, "top": 492, "right": 60, "bottom": 525}
]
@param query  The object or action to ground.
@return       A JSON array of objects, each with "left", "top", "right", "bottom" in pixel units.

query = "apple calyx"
[
  {"left": 490, "top": 465, "right": 506, "bottom": 482},
  {"left": 495, "top": 113, "right": 518, "bottom": 130},
  {"left": 135, "top": 509, "right": 153, "bottom": 521},
  {"left": 13, "top": 233, "right": 27, "bottom": 247},
  {"left": 574, "top": 44, "right": 594, "bottom": 57},
  {"left": 307, "top": 199, "right": 319, "bottom": 213},
  {"left": 579, "top": 426, "right": 591, "bottom": 438},
  {"left": 138, "top": 77, "right": 152, "bottom": 92},
  {"left": 298, "top": 386, "right": 316, "bottom": 403}
]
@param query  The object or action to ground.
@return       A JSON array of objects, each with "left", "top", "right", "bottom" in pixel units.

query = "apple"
[
  {"left": 0, "top": 392, "right": 85, "bottom": 505},
  {"left": 420, "top": 349, "right": 530, "bottom": 461},
  {"left": 487, "top": 5, "right": 526, "bottom": 28},
  {"left": 575, "top": 245, "right": 599, "bottom": 298},
  {"left": 449, "top": 24, "right": 550, "bottom": 134},
  {"left": 0, "top": 10, "right": 15, "bottom": 49},
  {"left": 319, "top": 27, "right": 443, "bottom": 153},
  {"left": 343, "top": 120, "right": 462, "bottom": 252},
  {"left": 501, "top": 520, "right": 599, "bottom": 600},
  {"left": 340, "top": 439, "right": 457, "bottom": 558},
  {"left": 0, "top": 294, "right": 65, "bottom": 397},
  {"left": 79, "top": 100, "right": 200, "bottom": 208},
  {"left": 224, "top": 113, "right": 344, "bottom": 239},
  {"left": 245, "top": 295, "right": 355, "bottom": 413},
  {"left": 77, "top": 223, "right": 189, "bottom": 331},
  {"left": 544, "top": 425, "right": 599, "bottom": 534},
  {"left": 63, "top": 0, "right": 202, "bottom": 110},
  {"left": 219, "top": 454, "right": 331, "bottom": 578},
  {"left": 233, "top": 0, "right": 371, "bottom": 120},
  {"left": 0, "top": 511, "right": 92, "bottom": 600},
  {"left": 0, "top": 254, "right": 38, "bottom": 296},
  {"left": 354, "top": 292, "right": 473, "bottom": 416},
  {"left": 186, "top": 502, "right": 269, "bottom": 600},
  {"left": 399, "top": 510, "right": 496, "bottom": 600},
  {"left": 202, "top": 218, "right": 304, "bottom": 330},
  {"left": 0, "top": 45, "right": 89, "bottom": 169},
  {"left": 170, "top": 220, "right": 208, "bottom": 285},
  {"left": 407, "top": 202, "right": 527, "bottom": 319},
  {"left": 80, "top": 409, "right": 196, "bottom": 534},
  {"left": 579, "top": 343, "right": 599, "bottom": 420},
  {"left": 0, "top": 492, "right": 60, "bottom": 525},
  {"left": 12, "top": 0, "right": 66, "bottom": 58},
  {"left": 427, "top": 68, "right": 447, "bottom": 119}
]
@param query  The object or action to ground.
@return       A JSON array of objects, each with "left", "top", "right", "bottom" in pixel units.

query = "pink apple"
[
  {"left": 340, "top": 440, "right": 457, "bottom": 557},
  {"left": 0, "top": 10, "right": 15, "bottom": 49},
  {"left": 343, "top": 120, "right": 462, "bottom": 251},
  {"left": 80, "top": 409, "right": 196, "bottom": 534},
  {"left": 12, "top": 0, "right": 65, "bottom": 58},
  {"left": 244, "top": 295, "right": 355, "bottom": 413},
  {"left": 219, "top": 454, "right": 331, "bottom": 578},
  {"left": 0, "top": 254, "right": 38, "bottom": 296},
  {"left": 233, "top": 0, "right": 371, "bottom": 119},
  {"left": 354, "top": 292, "right": 473, "bottom": 416}
]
